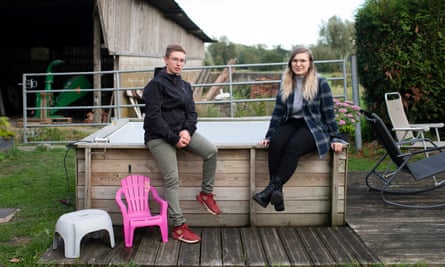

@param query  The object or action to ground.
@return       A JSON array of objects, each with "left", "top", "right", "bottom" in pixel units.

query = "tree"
[
  {"left": 317, "top": 15, "right": 355, "bottom": 58},
  {"left": 355, "top": 0, "right": 445, "bottom": 125},
  {"left": 205, "top": 36, "right": 237, "bottom": 65},
  {"left": 205, "top": 39, "right": 289, "bottom": 67}
]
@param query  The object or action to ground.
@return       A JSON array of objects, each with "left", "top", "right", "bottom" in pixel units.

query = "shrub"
[
  {"left": 0, "top": 117, "right": 16, "bottom": 140},
  {"left": 355, "top": 0, "right": 445, "bottom": 126}
]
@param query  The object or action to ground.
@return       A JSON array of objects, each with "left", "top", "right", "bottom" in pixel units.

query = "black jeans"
[{"left": 268, "top": 118, "right": 317, "bottom": 181}]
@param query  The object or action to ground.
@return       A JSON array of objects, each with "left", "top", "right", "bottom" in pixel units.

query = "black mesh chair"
[{"left": 361, "top": 110, "right": 445, "bottom": 208}]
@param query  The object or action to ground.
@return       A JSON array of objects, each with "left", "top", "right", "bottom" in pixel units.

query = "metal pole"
[{"left": 350, "top": 55, "right": 362, "bottom": 150}]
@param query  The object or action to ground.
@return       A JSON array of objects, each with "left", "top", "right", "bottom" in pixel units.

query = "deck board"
[
  {"left": 347, "top": 171, "right": 445, "bottom": 266},
  {"left": 258, "top": 228, "right": 290, "bottom": 266},
  {"left": 221, "top": 227, "right": 244, "bottom": 266},
  {"left": 277, "top": 227, "right": 312, "bottom": 266}
]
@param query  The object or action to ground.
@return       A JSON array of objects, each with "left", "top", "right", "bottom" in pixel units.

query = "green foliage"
[
  {"left": 26, "top": 127, "right": 90, "bottom": 142},
  {"left": 0, "top": 116, "right": 16, "bottom": 140},
  {"left": 317, "top": 15, "right": 356, "bottom": 58},
  {"left": 355, "top": 0, "right": 445, "bottom": 126},
  {"left": 205, "top": 37, "right": 289, "bottom": 68}
]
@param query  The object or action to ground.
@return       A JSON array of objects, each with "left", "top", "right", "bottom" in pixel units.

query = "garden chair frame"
[
  {"left": 361, "top": 110, "right": 445, "bottom": 208},
  {"left": 384, "top": 92, "right": 445, "bottom": 149}
]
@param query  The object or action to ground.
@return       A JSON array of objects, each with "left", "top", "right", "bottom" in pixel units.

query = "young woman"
[{"left": 253, "top": 47, "right": 346, "bottom": 211}]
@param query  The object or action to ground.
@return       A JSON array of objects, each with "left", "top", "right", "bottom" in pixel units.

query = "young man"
[{"left": 142, "top": 44, "right": 220, "bottom": 243}]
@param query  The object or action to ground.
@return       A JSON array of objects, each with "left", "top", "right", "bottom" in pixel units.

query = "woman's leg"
[
  {"left": 270, "top": 120, "right": 316, "bottom": 211},
  {"left": 273, "top": 120, "right": 316, "bottom": 180},
  {"left": 253, "top": 121, "right": 298, "bottom": 208}
]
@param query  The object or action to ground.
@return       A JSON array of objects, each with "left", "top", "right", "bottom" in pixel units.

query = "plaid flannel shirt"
[{"left": 265, "top": 77, "right": 343, "bottom": 158}]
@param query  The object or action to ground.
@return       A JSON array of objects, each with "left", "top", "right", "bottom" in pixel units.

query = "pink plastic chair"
[{"left": 115, "top": 174, "right": 168, "bottom": 247}]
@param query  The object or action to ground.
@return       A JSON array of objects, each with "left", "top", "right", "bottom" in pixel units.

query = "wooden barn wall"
[
  {"left": 96, "top": 0, "right": 207, "bottom": 117},
  {"left": 97, "top": 0, "right": 205, "bottom": 60}
]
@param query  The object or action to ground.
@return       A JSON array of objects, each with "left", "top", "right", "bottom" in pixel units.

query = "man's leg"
[
  {"left": 187, "top": 132, "right": 220, "bottom": 215},
  {"left": 146, "top": 139, "right": 185, "bottom": 227}
]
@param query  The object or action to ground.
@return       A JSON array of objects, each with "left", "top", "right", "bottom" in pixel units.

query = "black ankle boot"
[
  {"left": 253, "top": 176, "right": 281, "bottom": 208},
  {"left": 270, "top": 187, "right": 284, "bottom": 211}
]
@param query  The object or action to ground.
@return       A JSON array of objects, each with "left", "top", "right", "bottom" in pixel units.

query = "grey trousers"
[{"left": 146, "top": 132, "right": 218, "bottom": 227}]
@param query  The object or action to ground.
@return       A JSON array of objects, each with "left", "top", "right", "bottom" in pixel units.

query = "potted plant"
[
  {"left": 0, "top": 116, "right": 16, "bottom": 151},
  {"left": 333, "top": 99, "right": 361, "bottom": 141}
]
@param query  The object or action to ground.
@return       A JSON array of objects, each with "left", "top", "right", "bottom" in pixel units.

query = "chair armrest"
[
  {"left": 399, "top": 144, "right": 445, "bottom": 158},
  {"left": 150, "top": 187, "right": 168, "bottom": 212},
  {"left": 396, "top": 137, "right": 434, "bottom": 145},
  {"left": 115, "top": 188, "right": 128, "bottom": 215},
  {"left": 410, "top": 123, "right": 444, "bottom": 129},
  {"left": 392, "top": 126, "right": 430, "bottom": 132}
]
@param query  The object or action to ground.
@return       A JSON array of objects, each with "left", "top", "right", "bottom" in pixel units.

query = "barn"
[{"left": 0, "top": 0, "right": 213, "bottom": 117}]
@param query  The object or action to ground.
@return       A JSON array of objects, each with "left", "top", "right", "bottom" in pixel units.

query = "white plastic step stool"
[{"left": 52, "top": 209, "right": 115, "bottom": 258}]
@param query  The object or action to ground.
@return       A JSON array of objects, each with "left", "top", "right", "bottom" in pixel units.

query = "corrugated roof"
[{"left": 145, "top": 0, "right": 215, "bottom": 42}]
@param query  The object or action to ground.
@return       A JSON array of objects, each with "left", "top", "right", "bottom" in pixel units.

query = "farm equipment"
[{"left": 34, "top": 59, "right": 90, "bottom": 121}]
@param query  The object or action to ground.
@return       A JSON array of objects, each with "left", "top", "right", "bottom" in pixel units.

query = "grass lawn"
[
  {"left": 0, "top": 141, "right": 383, "bottom": 266},
  {"left": 0, "top": 146, "right": 76, "bottom": 266}
]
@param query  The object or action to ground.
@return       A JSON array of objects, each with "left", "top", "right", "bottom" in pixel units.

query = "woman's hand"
[{"left": 331, "top": 142, "right": 344, "bottom": 154}]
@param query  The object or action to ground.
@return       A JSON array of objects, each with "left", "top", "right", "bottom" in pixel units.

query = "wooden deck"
[{"left": 39, "top": 171, "right": 445, "bottom": 266}]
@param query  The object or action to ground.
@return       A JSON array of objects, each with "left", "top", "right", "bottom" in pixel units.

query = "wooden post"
[{"left": 204, "top": 58, "right": 237, "bottom": 100}]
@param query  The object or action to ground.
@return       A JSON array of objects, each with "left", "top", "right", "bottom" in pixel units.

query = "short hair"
[{"left": 165, "top": 44, "right": 186, "bottom": 57}]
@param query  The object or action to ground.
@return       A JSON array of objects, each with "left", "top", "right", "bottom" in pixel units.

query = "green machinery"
[{"left": 34, "top": 60, "right": 91, "bottom": 119}]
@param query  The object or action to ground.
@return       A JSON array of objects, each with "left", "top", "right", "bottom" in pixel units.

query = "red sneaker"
[
  {"left": 172, "top": 223, "right": 201, "bottom": 243},
  {"left": 196, "top": 191, "right": 221, "bottom": 215}
]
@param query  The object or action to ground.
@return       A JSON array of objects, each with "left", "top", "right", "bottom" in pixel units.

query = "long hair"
[{"left": 281, "top": 47, "right": 318, "bottom": 102}]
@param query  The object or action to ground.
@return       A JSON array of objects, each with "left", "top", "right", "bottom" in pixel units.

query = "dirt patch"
[{"left": 6, "top": 236, "right": 32, "bottom": 246}]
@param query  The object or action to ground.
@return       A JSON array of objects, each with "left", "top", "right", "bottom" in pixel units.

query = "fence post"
[{"left": 350, "top": 55, "right": 362, "bottom": 151}]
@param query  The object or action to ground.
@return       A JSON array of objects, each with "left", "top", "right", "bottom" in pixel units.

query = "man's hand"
[{"left": 176, "top": 130, "right": 191, "bottom": 148}]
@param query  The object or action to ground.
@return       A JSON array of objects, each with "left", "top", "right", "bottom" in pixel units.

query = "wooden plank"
[
  {"left": 179, "top": 214, "right": 249, "bottom": 227},
  {"left": 221, "top": 228, "right": 245, "bottom": 266},
  {"left": 133, "top": 229, "right": 161, "bottom": 266},
  {"left": 277, "top": 227, "right": 313, "bottom": 266},
  {"left": 255, "top": 213, "right": 328, "bottom": 227},
  {"left": 334, "top": 227, "right": 382, "bottom": 264},
  {"left": 297, "top": 227, "right": 336, "bottom": 266},
  {"left": 315, "top": 227, "right": 356, "bottom": 264},
  {"left": 154, "top": 236, "right": 181, "bottom": 266},
  {"left": 331, "top": 151, "right": 339, "bottom": 226},
  {"left": 240, "top": 228, "right": 267, "bottom": 266},
  {"left": 85, "top": 237, "right": 118, "bottom": 265},
  {"left": 200, "top": 227, "right": 222, "bottom": 266},
  {"left": 258, "top": 228, "right": 290, "bottom": 266},
  {"left": 107, "top": 232, "right": 141, "bottom": 266},
  {"left": 177, "top": 228, "right": 201, "bottom": 266}
]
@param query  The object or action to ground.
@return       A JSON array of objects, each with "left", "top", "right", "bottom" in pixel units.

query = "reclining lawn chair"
[
  {"left": 361, "top": 110, "right": 445, "bottom": 208},
  {"left": 385, "top": 92, "right": 445, "bottom": 149}
]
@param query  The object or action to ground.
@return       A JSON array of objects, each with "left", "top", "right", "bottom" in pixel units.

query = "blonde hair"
[{"left": 281, "top": 47, "right": 318, "bottom": 102}]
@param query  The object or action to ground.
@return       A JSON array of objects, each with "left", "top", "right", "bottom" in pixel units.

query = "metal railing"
[{"left": 21, "top": 57, "right": 360, "bottom": 147}]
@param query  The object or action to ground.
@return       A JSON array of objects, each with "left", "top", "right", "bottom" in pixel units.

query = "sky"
[{"left": 176, "top": 0, "right": 365, "bottom": 49}]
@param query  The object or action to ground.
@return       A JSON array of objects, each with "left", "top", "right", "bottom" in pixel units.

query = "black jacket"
[{"left": 142, "top": 67, "right": 197, "bottom": 145}]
